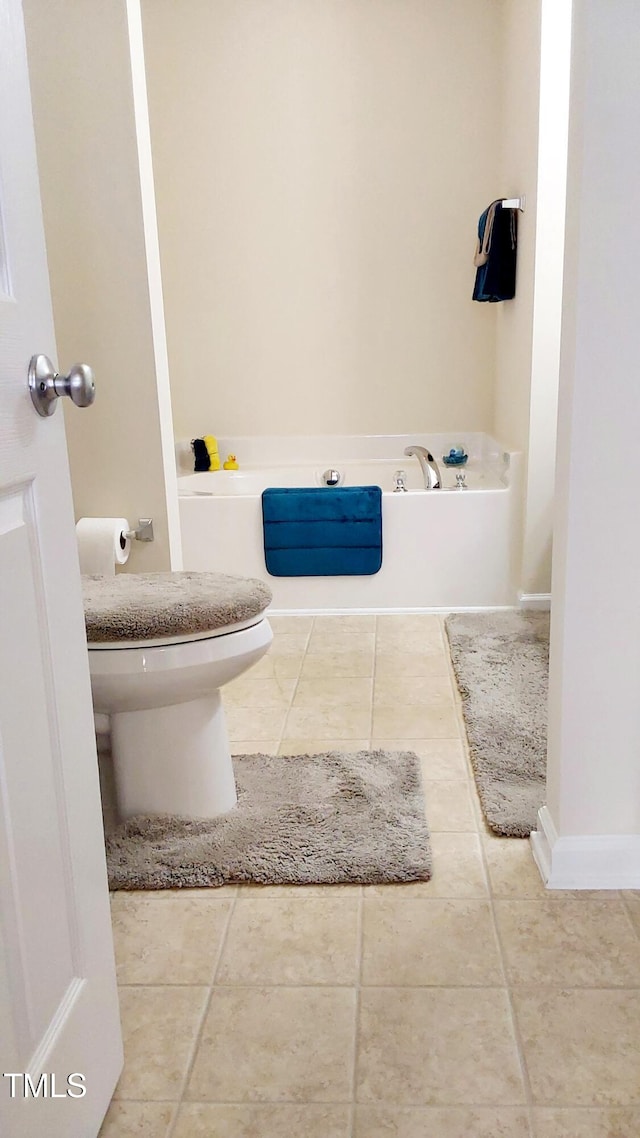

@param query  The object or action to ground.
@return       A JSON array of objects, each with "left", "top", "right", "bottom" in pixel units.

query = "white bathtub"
[{"left": 177, "top": 434, "right": 523, "bottom": 612}]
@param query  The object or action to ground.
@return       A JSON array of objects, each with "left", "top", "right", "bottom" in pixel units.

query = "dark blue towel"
[
  {"left": 473, "top": 201, "right": 517, "bottom": 302},
  {"left": 191, "top": 438, "right": 211, "bottom": 471},
  {"left": 262, "top": 486, "right": 383, "bottom": 577}
]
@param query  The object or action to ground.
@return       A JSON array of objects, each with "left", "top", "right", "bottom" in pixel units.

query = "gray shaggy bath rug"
[
  {"left": 106, "top": 749, "right": 431, "bottom": 889},
  {"left": 445, "top": 610, "right": 549, "bottom": 837}
]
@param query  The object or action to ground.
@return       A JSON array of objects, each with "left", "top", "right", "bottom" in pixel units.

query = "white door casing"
[{"left": 0, "top": 1, "right": 123, "bottom": 1134}]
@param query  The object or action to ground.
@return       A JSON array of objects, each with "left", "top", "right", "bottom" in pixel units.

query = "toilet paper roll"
[{"left": 76, "top": 517, "right": 131, "bottom": 575}]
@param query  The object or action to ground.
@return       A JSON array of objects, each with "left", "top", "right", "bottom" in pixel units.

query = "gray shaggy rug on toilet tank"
[
  {"left": 445, "top": 610, "right": 549, "bottom": 837},
  {"left": 105, "top": 749, "right": 431, "bottom": 889}
]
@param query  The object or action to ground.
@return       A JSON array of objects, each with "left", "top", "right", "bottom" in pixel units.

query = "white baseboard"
[
  {"left": 267, "top": 605, "right": 517, "bottom": 616},
  {"left": 531, "top": 805, "right": 640, "bottom": 889},
  {"left": 519, "top": 592, "right": 551, "bottom": 610}
]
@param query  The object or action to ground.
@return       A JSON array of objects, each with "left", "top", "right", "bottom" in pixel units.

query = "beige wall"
[
  {"left": 142, "top": 0, "right": 503, "bottom": 440},
  {"left": 23, "top": 0, "right": 173, "bottom": 571}
]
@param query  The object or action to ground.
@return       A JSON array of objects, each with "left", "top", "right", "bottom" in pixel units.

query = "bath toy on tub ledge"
[
  {"left": 442, "top": 447, "right": 468, "bottom": 466},
  {"left": 192, "top": 438, "right": 211, "bottom": 471},
  {"left": 204, "top": 435, "right": 222, "bottom": 470},
  {"left": 223, "top": 454, "right": 239, "bottom": 470}
]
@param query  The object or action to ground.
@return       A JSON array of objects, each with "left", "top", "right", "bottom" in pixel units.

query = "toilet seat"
[{"left": 88, "top": 613, "right": 263, "bottom": 650}]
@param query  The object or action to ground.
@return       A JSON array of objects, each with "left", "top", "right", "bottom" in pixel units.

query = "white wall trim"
[
  {"left": 126, "top": 0, "right": 183, "bottom": 570},
  {"left": 518, "top": 0, "right": 571, "bottom": 601},
  {"left": 531, "top": 805, "right": 640, "bottom": 889},
  {"left": 519, "top": 592, "right": 551, "bottom": 610}
]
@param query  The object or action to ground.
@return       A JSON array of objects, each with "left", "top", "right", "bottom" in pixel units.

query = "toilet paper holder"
[{"left": 122, "top": 518, "right": 154, "bottom": 545}]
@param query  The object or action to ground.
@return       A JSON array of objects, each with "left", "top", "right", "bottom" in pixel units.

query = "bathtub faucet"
[{"left": 403, "top": 446, "right": 442, "bottom": 490}]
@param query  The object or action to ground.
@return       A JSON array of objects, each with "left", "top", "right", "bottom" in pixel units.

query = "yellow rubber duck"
[{"left": 223, "top": 454, "right": 239, "bottom": 470}]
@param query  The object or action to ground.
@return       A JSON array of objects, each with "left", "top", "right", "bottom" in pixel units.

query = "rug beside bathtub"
[
  {"left": 445, "top": 610, "right": 549, "bottom": 837},
  {"left": 106, "top": 749, "right": 431, "bottom": 889}
]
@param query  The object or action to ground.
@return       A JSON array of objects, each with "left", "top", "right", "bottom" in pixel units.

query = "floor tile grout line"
[
  {"left": 122, "top": 1094, "right": 609, "bottom": 1108},
  {"left": 434, "top": 614, "right": 458, "bottom": 700},
  {"left": 115, "top": 977, "right": 640, "bottom": 991},
  {"left": 444, "top": 610, "right": 537, "bottom": 1137},
  {"left": 280, "top": 616, "right": 375, "bottom": 746},
  {"left": 116, "top": 978, "right": 640, "bottom": 991},
  {"left": 226, "top": 614, "right": 311, "bottom": 752},
  {"left": 442, "top": 620, "right": 478, "bottom": 787},
  {"left": 479, "top": 826, "right": 537, "bottom": 1137},
  {"left": 275, "top": 619, "right": 311, "bottom": 751},
  {"left": 111, "top": 1093, "right": 640, "bottom": 1107},
  {"left": 369, "top": 617, "right": 379, "bottom": 745},
  {"left": 348, "top": 886, "right": 365, "bottom": 1138},
  {"left": 166, "top": 889, "right": 240, "bottom": 1137},
  {"left": 445, "top": 637, "right": 493, "bottom": 835},
  {"left": 620, "top": 892, "right": 640, "bottom": 940},
  {"left": 442, "top": 625, "right": 474, "bottom": 770}
]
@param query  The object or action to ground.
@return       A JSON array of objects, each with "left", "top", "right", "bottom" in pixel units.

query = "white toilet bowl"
[
  {"left": 83, "top": 570, "right": 273, "bottom": 820},
  {"left": 89, "top": 616, "right": 272, "bottom": 819}
]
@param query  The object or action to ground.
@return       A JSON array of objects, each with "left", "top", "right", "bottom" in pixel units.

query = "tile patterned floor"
[{"left": 99, "top": 615, "right": 640, "bottom": 1138}]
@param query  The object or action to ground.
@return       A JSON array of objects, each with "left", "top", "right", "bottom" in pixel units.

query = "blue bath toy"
[{"left": 442, "top": 448, "right": 468, "bottom": 466}]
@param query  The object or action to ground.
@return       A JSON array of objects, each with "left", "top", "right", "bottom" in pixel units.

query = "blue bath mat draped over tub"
[{"left": 262, "top": 486, "right": 383, "bottom": 576}]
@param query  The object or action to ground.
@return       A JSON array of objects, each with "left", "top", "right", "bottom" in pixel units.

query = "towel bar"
[{"left": 502, "top": 195, "right": 526, "bottom": 211}]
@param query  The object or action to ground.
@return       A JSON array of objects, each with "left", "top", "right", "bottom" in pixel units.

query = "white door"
[{"left": 0, "top": 2, "right": 123, "bottom": 1135}]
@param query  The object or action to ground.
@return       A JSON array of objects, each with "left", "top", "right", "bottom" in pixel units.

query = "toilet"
[{"left": 84, "top": 571, "right": 273, "bottom": 820}]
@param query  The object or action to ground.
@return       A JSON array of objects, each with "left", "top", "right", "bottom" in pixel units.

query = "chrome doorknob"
[{"left": 28, "top": 354, "right": 96, "bottom": 417}]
